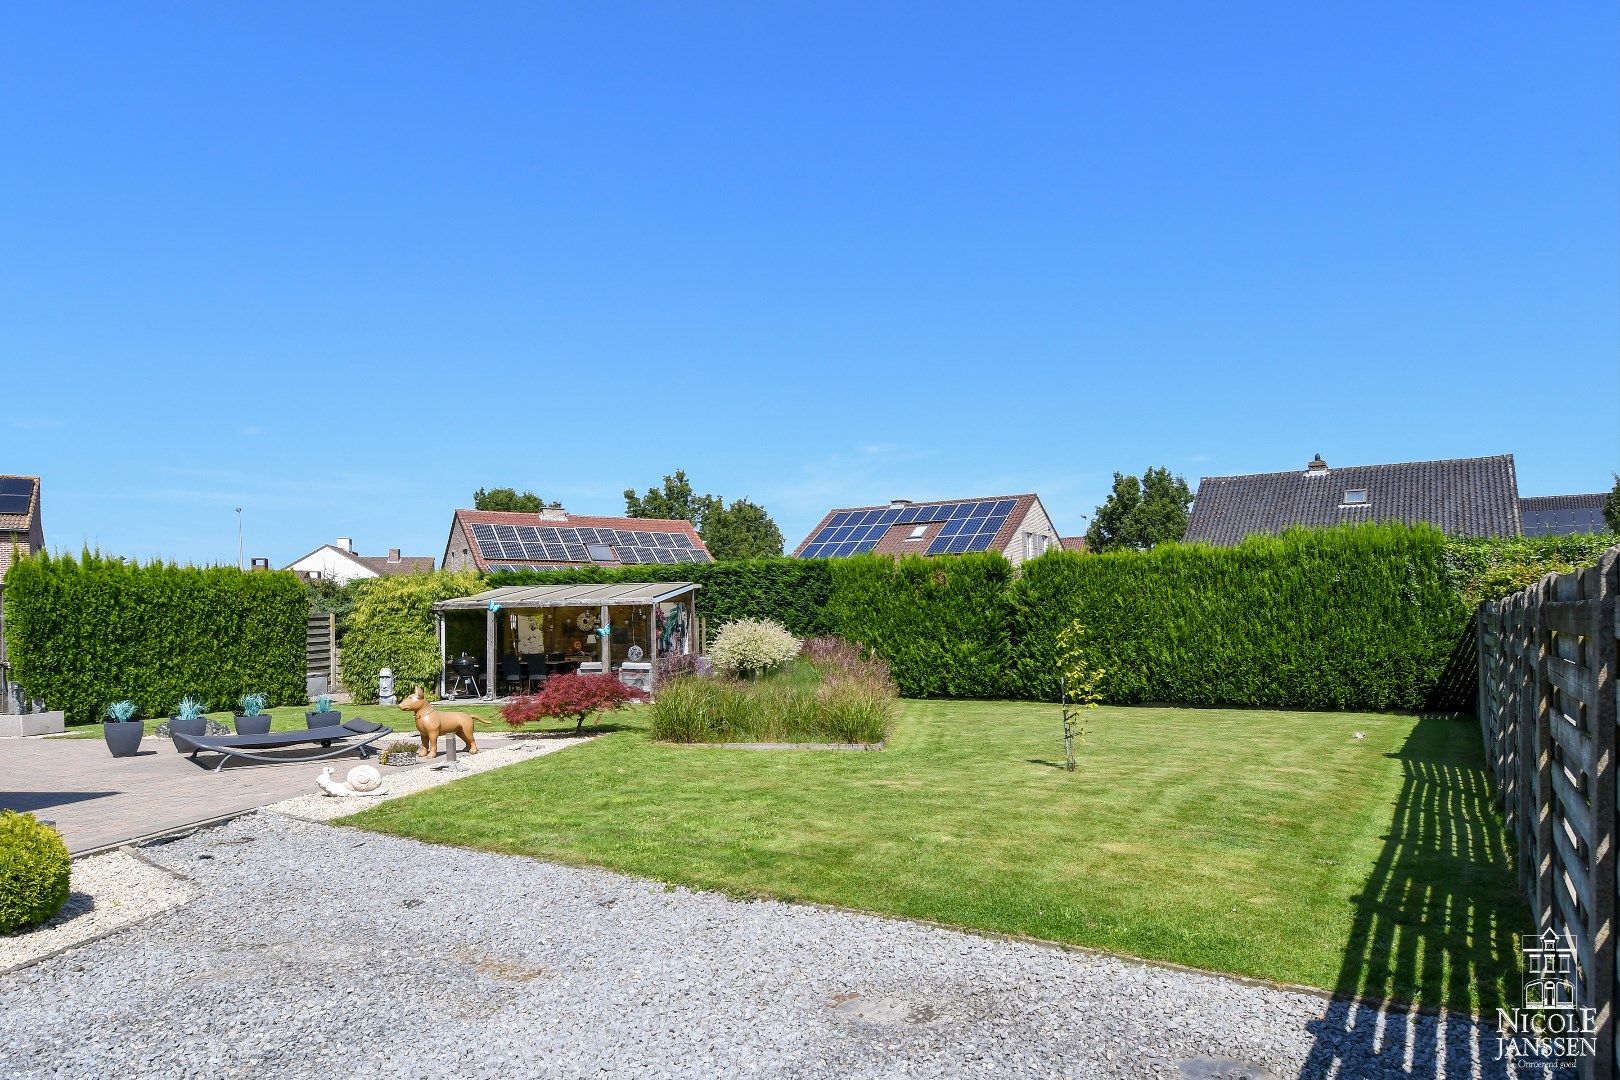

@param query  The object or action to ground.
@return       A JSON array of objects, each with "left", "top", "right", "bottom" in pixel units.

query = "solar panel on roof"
[
  {"left": 0, "top": 478, "right": 32, "bottom": 496},
  {"left": 0, "top": 496, "right": 29, "bottom": 515},
  {"left": 798, "top": 498, "right": 1020, "bottom": 559}
]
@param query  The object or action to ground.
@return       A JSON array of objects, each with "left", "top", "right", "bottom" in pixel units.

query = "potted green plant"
[
  {"left": 168, "top": 697, "right": 209, "bottom": 747},
  {"left": 306, "top": 693, "right": 342, "bottom": 729},
  {"left": 234, "top": 693, "right": 271, "bottom": 735},
  {"left": 102, "top": 700, "right": 144, "bottom": 757}
]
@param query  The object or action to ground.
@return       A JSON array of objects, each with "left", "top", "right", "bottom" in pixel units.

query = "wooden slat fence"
[
  {"left": 306, "top": 611, "right": 338, "bottom": 695},
  {"left": 1478, "top": 545, "right": 1619, "bottom": 1079}
]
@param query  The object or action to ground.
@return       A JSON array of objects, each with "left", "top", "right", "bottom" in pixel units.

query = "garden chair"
[{"left": 498, "top": 654, "right": 524, "bottom": 696}]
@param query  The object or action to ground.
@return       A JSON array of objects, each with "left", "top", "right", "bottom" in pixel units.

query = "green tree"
[
  {"left": 623, "top": 470, "right": 717, "bottom": 525},
  {"left": 625, "top": 471, "right": 784, "bottom": 559},
  {"left": 1606, "top": 475, "right": 1620, "bottom": 534},
  {"left": 702, "top": 499, "right": 784, "bottom": 559},
  {"left": 473, "top": 487, "right": 555, "bottom": 513},
  {"left": 1083, "top": 467, "right": 1194, "bottom": 552}
]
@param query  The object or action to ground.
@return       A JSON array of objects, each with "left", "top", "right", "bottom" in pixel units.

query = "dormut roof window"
[{"left": 1343, "top": 489, "right": 1369, "bottom": 505}]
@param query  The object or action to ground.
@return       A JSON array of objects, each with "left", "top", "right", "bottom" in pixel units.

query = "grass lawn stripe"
[{"left": 341, "top": 699, "right": 1525, "bottom": 1014}]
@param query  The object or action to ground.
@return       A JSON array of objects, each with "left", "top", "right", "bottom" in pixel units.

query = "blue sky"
[{"left": 3, "top": 4, "right": 1616, "bottom": 566}]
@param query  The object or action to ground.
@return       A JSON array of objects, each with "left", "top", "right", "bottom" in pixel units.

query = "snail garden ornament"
[{"left": 315, "top": 765, "right": 389, "bottom": 798}]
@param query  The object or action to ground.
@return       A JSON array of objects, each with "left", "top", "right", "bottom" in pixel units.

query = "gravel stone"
[
  {"left": 266, "top": 734, "right": 591, "bottom": 823},
  {"left": 0, "top": 814, "right": 1573, "bottom": 1078},
  {"left": 0, "top": 850, "right": 192, "bottom": 974}
]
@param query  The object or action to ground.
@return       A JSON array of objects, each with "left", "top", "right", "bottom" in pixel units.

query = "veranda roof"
[{"left": 433, "top": 581, "right": 699, "bottom": 612}]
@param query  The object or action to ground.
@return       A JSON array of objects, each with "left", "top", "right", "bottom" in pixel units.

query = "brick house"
[
  {"left": 0, "top": 476, "right": 44, "bottom": 577},
  {"left": 791, "top": 493, "right": 1062, "bottom": 565},
  {"left": 441, "top": 507, "right": 713, "bottom": 572}
]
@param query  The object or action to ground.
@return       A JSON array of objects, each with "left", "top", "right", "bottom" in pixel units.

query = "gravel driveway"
[{"left": 0, "top": 815, "right": 1567, "bottom": 1079}]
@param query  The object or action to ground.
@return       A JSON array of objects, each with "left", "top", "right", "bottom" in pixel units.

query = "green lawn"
[
  {"left": 346, "top": 700, "right": 1524, "bottom": 1014},
  {"left": 56, "top": 702, "right": 521, "bottom": 738}
]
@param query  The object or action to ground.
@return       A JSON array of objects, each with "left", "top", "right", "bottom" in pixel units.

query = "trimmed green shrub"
[
  {"left": 1444, "top": 533, "right": 1617, "bottom": 608},
  {"left": 826, "top": 552, "right": 1015, "bottom": 698},
  {"left": 487, "top": 558, "right": 834, "bottom": 637},
  {"left": 1006, "top": 524, "right": 1466, "bottom": 710},
  {"left": 340, "top": 571, "right": 483, "bottom": 703},
  {"left": 0, "top": 812, "right": 71, "bottom": 934},
  {"left": 2, "top": 551, "right": 307, "bottom": 724}
]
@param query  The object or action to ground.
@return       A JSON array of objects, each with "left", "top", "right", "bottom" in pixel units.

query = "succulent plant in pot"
[
  {"left": 102, "top": 700, "right": 144, "bottom": 758},
  {"left": 168, "top": 696, "right": 209, "bottom": 746},
  {"left": 234, "top": 693, "right": 271, "bottom": 735},
  {"left": 306, "top": 693, "right": 342, "bottom": 729},
  {"left": 378, "top": 739, "right": 419, "bottom": 766}
]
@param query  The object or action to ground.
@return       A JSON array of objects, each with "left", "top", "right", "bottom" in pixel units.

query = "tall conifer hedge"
[
  {"left": 2, "top": 551, "right": 307, "bottom": 723},
  {"left": 825, "top": 552, "right": 1015, "bottom": 698},
  {"left": 1006, "top": 524, "right": 1466, "bottom": 710}
]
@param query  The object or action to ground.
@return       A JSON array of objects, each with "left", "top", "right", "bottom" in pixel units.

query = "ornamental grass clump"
[
  {"left": 708, "top": 618, "right": 800, "bottom": 678},
  {"left": 0, "top": 811, "right": 70, "bottom": 935},
  {"left": 650, "top": 634, "right": 895, "bottom": 745}
]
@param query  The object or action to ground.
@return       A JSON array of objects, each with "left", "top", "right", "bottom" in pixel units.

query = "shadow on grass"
[{"left": 1299, "top": 715, "right": 1565, "bottom": 1079}]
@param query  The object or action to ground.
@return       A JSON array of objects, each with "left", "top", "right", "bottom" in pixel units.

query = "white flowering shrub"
[{"left": 708, "top": 618, "right": 801, "bottom": 677}]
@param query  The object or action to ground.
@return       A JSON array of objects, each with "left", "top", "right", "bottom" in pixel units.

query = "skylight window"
[
  {"left": 1342, "top": 489, "right": 1369, "bottom": 506},
  {"left": 906, "top": 525, "right": 928, "bottom": 540},
  {"left": 587, "top": 543, "right": 616, "bottom": 562}
]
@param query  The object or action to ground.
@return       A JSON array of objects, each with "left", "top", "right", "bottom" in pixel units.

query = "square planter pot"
[
  {"left": 103, "top": 720, "right": 145, "bottom": 757},
  {"left": 234, "top": 715, "right": 272, "bottom": 736},
  {"left": 168, "top": 715, "right": 207, "bottom": 751},
  {"left": 306, "top": 711, "right": 343, "bottom": 728},
  {"left": 0, "top": 711, "right": 66, "bottom": 737}
]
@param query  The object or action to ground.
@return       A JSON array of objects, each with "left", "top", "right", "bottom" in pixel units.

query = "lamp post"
[{"left": 235, "top": 507, "right": 243, "bottom": 570}]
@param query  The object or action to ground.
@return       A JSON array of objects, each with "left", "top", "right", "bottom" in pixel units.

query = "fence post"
[
  {"left": 1588, "top": 551, "right": 1618, "bottom": 1079},
  {"left": 1532, "top": 578, "right": 1556, "bottom": 935}
]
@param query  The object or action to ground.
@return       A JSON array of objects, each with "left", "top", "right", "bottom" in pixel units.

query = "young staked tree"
[
  {"left": 1083, "top": 467, "right": 1194, "bottom": 552},
  {"left": 624, "top": 470, "right": 784, "bottom": 559}
]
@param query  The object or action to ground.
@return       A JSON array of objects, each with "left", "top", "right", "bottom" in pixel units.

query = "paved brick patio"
[{"left": 0, "top": 733, "right": 514, "bottom": 855}]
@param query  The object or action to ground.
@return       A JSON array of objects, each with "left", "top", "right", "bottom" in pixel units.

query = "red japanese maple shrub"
[{"left": 500, "top": 672, "right": 648, "bottom": 732}]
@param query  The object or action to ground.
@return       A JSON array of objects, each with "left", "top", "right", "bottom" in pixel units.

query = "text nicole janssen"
[{"left": 1495, "top": 1006, "right": 1597, "bottom": 1063}]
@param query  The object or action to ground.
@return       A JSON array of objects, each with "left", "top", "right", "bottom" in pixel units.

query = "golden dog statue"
[{"left": 398, "top": 686, "right": 489, "bottom": 759}]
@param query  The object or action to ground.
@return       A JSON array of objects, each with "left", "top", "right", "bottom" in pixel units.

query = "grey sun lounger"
[{"left": 171, "top": 719, "right": 393, "bottom": 772}]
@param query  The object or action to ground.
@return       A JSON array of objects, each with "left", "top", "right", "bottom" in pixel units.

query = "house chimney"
[
  {"left": 539, "top": 506, "right": 568, "bottom": 521},
  {"left": 388, "top": 548, "right": 401, "bottom": 562},
  {"left": 249, "top": 557, "right": 270, "bottom": 571},
  {"left": 889, "top": 499, "right": 913, "bottom": 509},
  {"left": 336, "top": 537, "right": 353, "bottom": 552},
  {"left": 1306, "top": 454, "right": 1329, "bottom": 474}
]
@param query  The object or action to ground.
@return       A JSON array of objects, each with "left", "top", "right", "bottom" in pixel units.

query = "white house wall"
[
  {"left": 1001, "top": 500, "right": 1058, "bottom": 565},
  {"left": 288, "top": 549, "right": 378, "bottom": 585}
]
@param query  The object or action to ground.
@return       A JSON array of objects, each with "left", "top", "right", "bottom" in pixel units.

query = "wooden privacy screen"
[
  {"left": 306, "top": 611, "right": 337, "bottom": 691},
  {"left": 1478, "top": 546, "right": 1619, "bottom": 1079}
]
